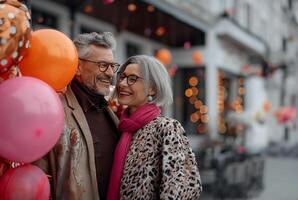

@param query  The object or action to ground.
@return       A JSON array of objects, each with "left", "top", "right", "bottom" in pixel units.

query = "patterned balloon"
[{"left": 0, "top": 0, "right": 31, "bottom": 74}]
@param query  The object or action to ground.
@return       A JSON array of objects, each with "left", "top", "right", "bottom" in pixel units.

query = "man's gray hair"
[
  {"left": 117, "top": 55, "right": 173, "bottom": 107},
  {"left": 73, "top": 32, "right": 116, "bottom": 59}
]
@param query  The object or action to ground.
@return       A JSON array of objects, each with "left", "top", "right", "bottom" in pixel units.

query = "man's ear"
[{"left": 76, "top": 62, "right": 83, "bottom": 76}]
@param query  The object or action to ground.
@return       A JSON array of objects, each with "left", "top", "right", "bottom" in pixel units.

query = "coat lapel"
[
  {"left": 64, "top": 88, "right": 99, "bottom": 198},
  {"left": 65, "top": 88, "right": 94, "bottom": 146}
]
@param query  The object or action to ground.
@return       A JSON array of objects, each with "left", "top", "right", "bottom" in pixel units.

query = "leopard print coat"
[{"left": 120, "top": 116, "right": 202, "bottom": 200}]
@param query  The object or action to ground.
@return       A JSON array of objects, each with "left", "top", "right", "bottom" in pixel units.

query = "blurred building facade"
[{"left": 30, "top": 0, "right": 298, "bottom": 152}]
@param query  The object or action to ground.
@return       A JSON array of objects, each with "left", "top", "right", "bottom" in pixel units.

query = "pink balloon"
[
  {"left": 0, "top": 76, "right": 64, "bottom": 163},
  {"left": 0, "top": 164, "right": 50, "bottom": 200}
]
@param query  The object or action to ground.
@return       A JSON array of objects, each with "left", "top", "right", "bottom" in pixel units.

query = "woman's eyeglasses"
[
  {"left": 117, "top": 72, "right": 143, "bottom": 86},
  {"left": 79, "top": 58, "right": 120, "bottom": 73}
]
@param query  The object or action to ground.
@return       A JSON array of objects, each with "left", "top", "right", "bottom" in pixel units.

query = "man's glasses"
[
  {"left": 79, "top": 58, "right": 120, "bottom": 73},
  {"left": 117, "top": 72, "right": 143, "bottom": 86}
]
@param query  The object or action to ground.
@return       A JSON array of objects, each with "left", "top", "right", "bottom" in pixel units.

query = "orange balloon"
[
  {"left": 155, "top": 48, "right": 172, "bottom": 65},
  {"left": 19, "top": 29, "right": 78, "bottom": 91},
  {"left": 192, "top": 50, "right": 203, "bottom": 64}
]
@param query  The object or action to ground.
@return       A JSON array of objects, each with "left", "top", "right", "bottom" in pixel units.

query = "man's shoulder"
[{"left": 58, "top": 87, "right": 78, "bottom": 109}]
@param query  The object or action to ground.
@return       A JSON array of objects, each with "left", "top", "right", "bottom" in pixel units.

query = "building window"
[
  {"left": 222, "top": 0, "right": 235, "bottom": 12},
  {"left": 31, "top": 8, "right": 58, "bottom": 29},
  {"left": 173, "top": 67, "right": 207, "bottom": 135},
  {"left": 288, "top": 0, "right": 293, "bottom": 10},
  {"left": 282, "top": 37, "right": 288, "bottom": 52},
  {"left": 126, "top": 42, "right": 141, "bottom": 58},
  {"left": 245, "top": 3, "right": 251, "bottom": 30},
  {"left": 217, "top": 69, "right": 245, "bottom": 137},
  {"left": 80, "top": 26, "right": 103, "bottom": 34}
]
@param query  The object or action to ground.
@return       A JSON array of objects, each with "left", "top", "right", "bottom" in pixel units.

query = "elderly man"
[{"left": 36, "top": 32, "right": 120, "bottom": 200}]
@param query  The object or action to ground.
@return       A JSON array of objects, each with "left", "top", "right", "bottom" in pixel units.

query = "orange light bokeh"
[
  {"left": 192, "top": 50, "right": 203, "bottom": 64},
  {"left": 155, "top": 48, "right": 171, "bottom": 65},
  {"left": 189, "top": 76, "right": 198, "bottom": 86}
]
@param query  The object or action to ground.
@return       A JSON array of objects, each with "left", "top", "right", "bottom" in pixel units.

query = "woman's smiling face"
[{"left": 116, "top": 63, "right": 154, "bottom": 113}]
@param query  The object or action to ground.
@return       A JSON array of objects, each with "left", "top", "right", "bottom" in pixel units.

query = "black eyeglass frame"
[
  {"left": 79, "top": 58, "right": 120, "bottom": 73},
  {"left": 117, "top": 72, "right": 144, "bottom": 86}
]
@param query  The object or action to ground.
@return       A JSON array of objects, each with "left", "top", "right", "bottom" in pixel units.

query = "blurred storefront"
[{"left": 206, "top": 17, "right": 269, "bottom": 153}]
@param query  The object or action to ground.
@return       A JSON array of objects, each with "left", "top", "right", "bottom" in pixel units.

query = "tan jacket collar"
[{"left": 64, "top": 85, "right": 119, "bottom": 129}]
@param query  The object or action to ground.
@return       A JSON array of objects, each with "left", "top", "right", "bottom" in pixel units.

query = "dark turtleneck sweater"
[{"left": 71, "top": 80, "right": 119, "bottom": 200}]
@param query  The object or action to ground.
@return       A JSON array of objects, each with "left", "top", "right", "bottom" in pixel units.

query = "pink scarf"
[{"left": 106, "top": 103, "right": 161, "bottom": 200}]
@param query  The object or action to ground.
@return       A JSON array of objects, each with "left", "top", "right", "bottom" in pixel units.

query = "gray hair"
[
  {"left": 73, "top": 32, "right": 116, "bottom": 59},
  {"left": 117, "top": 55, "right": 173, "bottom": 107}
]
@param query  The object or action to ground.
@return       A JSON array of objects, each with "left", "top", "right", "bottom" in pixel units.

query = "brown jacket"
[{"left": 35, "top": 87, "right": 119, "bottom": 200}]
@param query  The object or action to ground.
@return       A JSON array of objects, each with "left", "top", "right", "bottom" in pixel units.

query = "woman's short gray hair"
[
  {"left": 73, "top": 32, "right": 116, "bottom": 59},
  {"left": 118, "top": 55, "right": 173, "bottom": 107}
]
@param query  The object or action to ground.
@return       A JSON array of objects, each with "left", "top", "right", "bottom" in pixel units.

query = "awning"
[
  {"left": 52, "top": 0, "right": 206, "bottom": 47},
  {"left": 215, "top": 18, "right": 268, "bottom": 56}
]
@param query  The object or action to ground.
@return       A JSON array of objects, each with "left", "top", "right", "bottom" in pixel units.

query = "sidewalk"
[
  {"left": 253, "top": 157, "right": 298, "bottom": 200},
  {"left": 200, "top": 156, "right": 298, "bottom": 200}
]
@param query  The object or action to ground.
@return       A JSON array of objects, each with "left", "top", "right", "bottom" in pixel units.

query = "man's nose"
[{"left": 105, "top": 65, "right": 114, "bottom": 77}]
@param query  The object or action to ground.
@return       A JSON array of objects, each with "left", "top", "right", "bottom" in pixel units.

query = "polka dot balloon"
[{"left": 0, "top": 0, "right": 31, "bottom": 74}]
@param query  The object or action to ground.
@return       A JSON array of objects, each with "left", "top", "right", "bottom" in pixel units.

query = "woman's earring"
[{"left": 148, "top": 95, "right": 153, "bottom": 102}]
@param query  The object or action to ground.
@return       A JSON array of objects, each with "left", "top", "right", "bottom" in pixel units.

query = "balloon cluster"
[
  {"left": 0, "top": 1, "right": 78, "bottom": 89},
  {"left": 0, "top": 1, "right": 78, "bottom": 199}
]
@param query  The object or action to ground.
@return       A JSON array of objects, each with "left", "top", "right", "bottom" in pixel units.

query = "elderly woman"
[{"left": 107, "top": 55, "right": 202, "bottom": 200}]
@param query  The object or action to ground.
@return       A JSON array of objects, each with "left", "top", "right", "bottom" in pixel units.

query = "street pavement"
[
  {"left": 253, "top": 157, "right": 298, "bottom": 200},
  {"left": 200, "top": 156, "right": 298, "bottom": 200}
]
